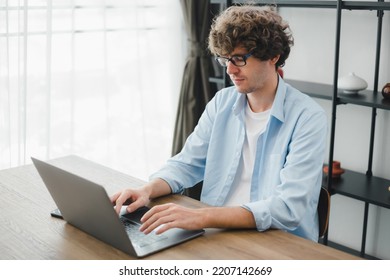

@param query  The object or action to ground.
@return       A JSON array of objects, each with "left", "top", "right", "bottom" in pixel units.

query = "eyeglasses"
[{"left": 215, "top": 50, "right": 255, "bottom": 67}]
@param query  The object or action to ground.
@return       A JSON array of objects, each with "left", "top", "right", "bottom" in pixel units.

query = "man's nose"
[{"left": 226, "top": 61, "right": 239, "bottom": 75}]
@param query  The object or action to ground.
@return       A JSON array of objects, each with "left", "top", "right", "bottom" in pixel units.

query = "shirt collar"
[
  {"left": 232, "top": 92, "right": 247, "bottom": 116},
  {"left": 270, "top": 76, "right": 286, "bottom": 123}
]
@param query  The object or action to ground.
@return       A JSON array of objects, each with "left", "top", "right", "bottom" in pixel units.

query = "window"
[{"left": 0, "top": 0, "right": 185, "bottom": 179}]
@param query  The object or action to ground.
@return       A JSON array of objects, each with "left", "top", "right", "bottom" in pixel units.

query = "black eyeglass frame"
[{"left": 214, "top": 49, "right": 256, "bottom": 67}]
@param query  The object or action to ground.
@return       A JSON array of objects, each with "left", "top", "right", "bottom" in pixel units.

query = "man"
[{"left": 111, "top": 5, "right": 327, "bottom": 242}]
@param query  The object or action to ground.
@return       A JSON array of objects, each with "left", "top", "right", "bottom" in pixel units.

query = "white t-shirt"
[{"left": 224, "top": 104, "right": 271, "bottom": 206}]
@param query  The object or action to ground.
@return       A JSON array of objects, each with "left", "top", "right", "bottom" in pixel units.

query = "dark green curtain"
[{"left": 172, "top": 0, "right": 215, "bottom": 200}]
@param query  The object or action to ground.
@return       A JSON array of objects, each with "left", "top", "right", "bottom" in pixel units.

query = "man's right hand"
[
  {"left": 109, "top": 178, "right": 172, "bottom": 215},
  {"left": 110, "top": 187, "right": 151, "bottom": 215}
]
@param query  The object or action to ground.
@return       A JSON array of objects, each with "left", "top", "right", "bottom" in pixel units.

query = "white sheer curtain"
[{"left": 0, "top": 0, "right": 185, "bottom": 179}]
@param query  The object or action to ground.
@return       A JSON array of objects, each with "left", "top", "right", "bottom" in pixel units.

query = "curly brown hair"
[{"left": 208, "top": 5, "right": 294, "bottom": 68}]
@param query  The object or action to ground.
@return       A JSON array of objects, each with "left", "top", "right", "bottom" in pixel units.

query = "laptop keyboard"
[{"left": 120, "top": 218, "right": 168, "bottom": 248}]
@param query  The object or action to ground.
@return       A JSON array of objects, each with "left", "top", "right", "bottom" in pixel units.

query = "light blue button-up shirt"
[{"left": 151, "top": 78, "right": 327, "bottom": 242}]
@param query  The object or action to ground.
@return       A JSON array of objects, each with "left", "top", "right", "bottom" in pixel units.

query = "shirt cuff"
[
  {"left": 149, "top": 170, "right": 183, "bottom": 194},
  {"left": 242, "top": 201, "right": 272, "bottom": 231}
]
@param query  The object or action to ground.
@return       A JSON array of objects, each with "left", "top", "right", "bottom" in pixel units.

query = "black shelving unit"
[
  {"left": 208, "top": 0, "right": 390, "bottom": 259},
  {"left": 286, "top": 79, "right": 390, "bottom": 110},
  {"left": 325, "top": 170, "right": 390, "bottom": 208}
]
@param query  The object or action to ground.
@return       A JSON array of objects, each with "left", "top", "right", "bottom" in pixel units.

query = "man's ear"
[{"left": 270, "top": 55, "right": 281, "bottom": 65}]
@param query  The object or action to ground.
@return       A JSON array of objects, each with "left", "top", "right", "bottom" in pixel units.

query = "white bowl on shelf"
[{"left": 338, "top": 72, "right": 368, "bottom": 94}]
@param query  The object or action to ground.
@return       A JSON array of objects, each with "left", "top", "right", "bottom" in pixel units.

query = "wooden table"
[{"left": 0, "top": 155, "right": 360, "bottom": 260}]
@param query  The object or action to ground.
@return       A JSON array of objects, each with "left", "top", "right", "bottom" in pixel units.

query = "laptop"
[{"left": 31, "top": 157, "right": 205, "bottom": 258}]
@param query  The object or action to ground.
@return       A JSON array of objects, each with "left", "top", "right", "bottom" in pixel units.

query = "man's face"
[{"left": 225, "top": 46, "right": 277, "bottom": 95}]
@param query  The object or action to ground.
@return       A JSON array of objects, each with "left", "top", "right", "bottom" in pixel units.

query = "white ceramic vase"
[{"left": 338, "top": 72, "right": 368, "bottom": 94}]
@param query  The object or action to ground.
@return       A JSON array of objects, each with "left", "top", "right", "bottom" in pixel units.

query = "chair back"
[{"left": 317, "top": 187, "right": 330, "bottom": 238}]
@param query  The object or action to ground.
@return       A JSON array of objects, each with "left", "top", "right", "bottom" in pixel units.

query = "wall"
[{"left": 279, "top": 6, "right": 390, "bottom": 259}]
